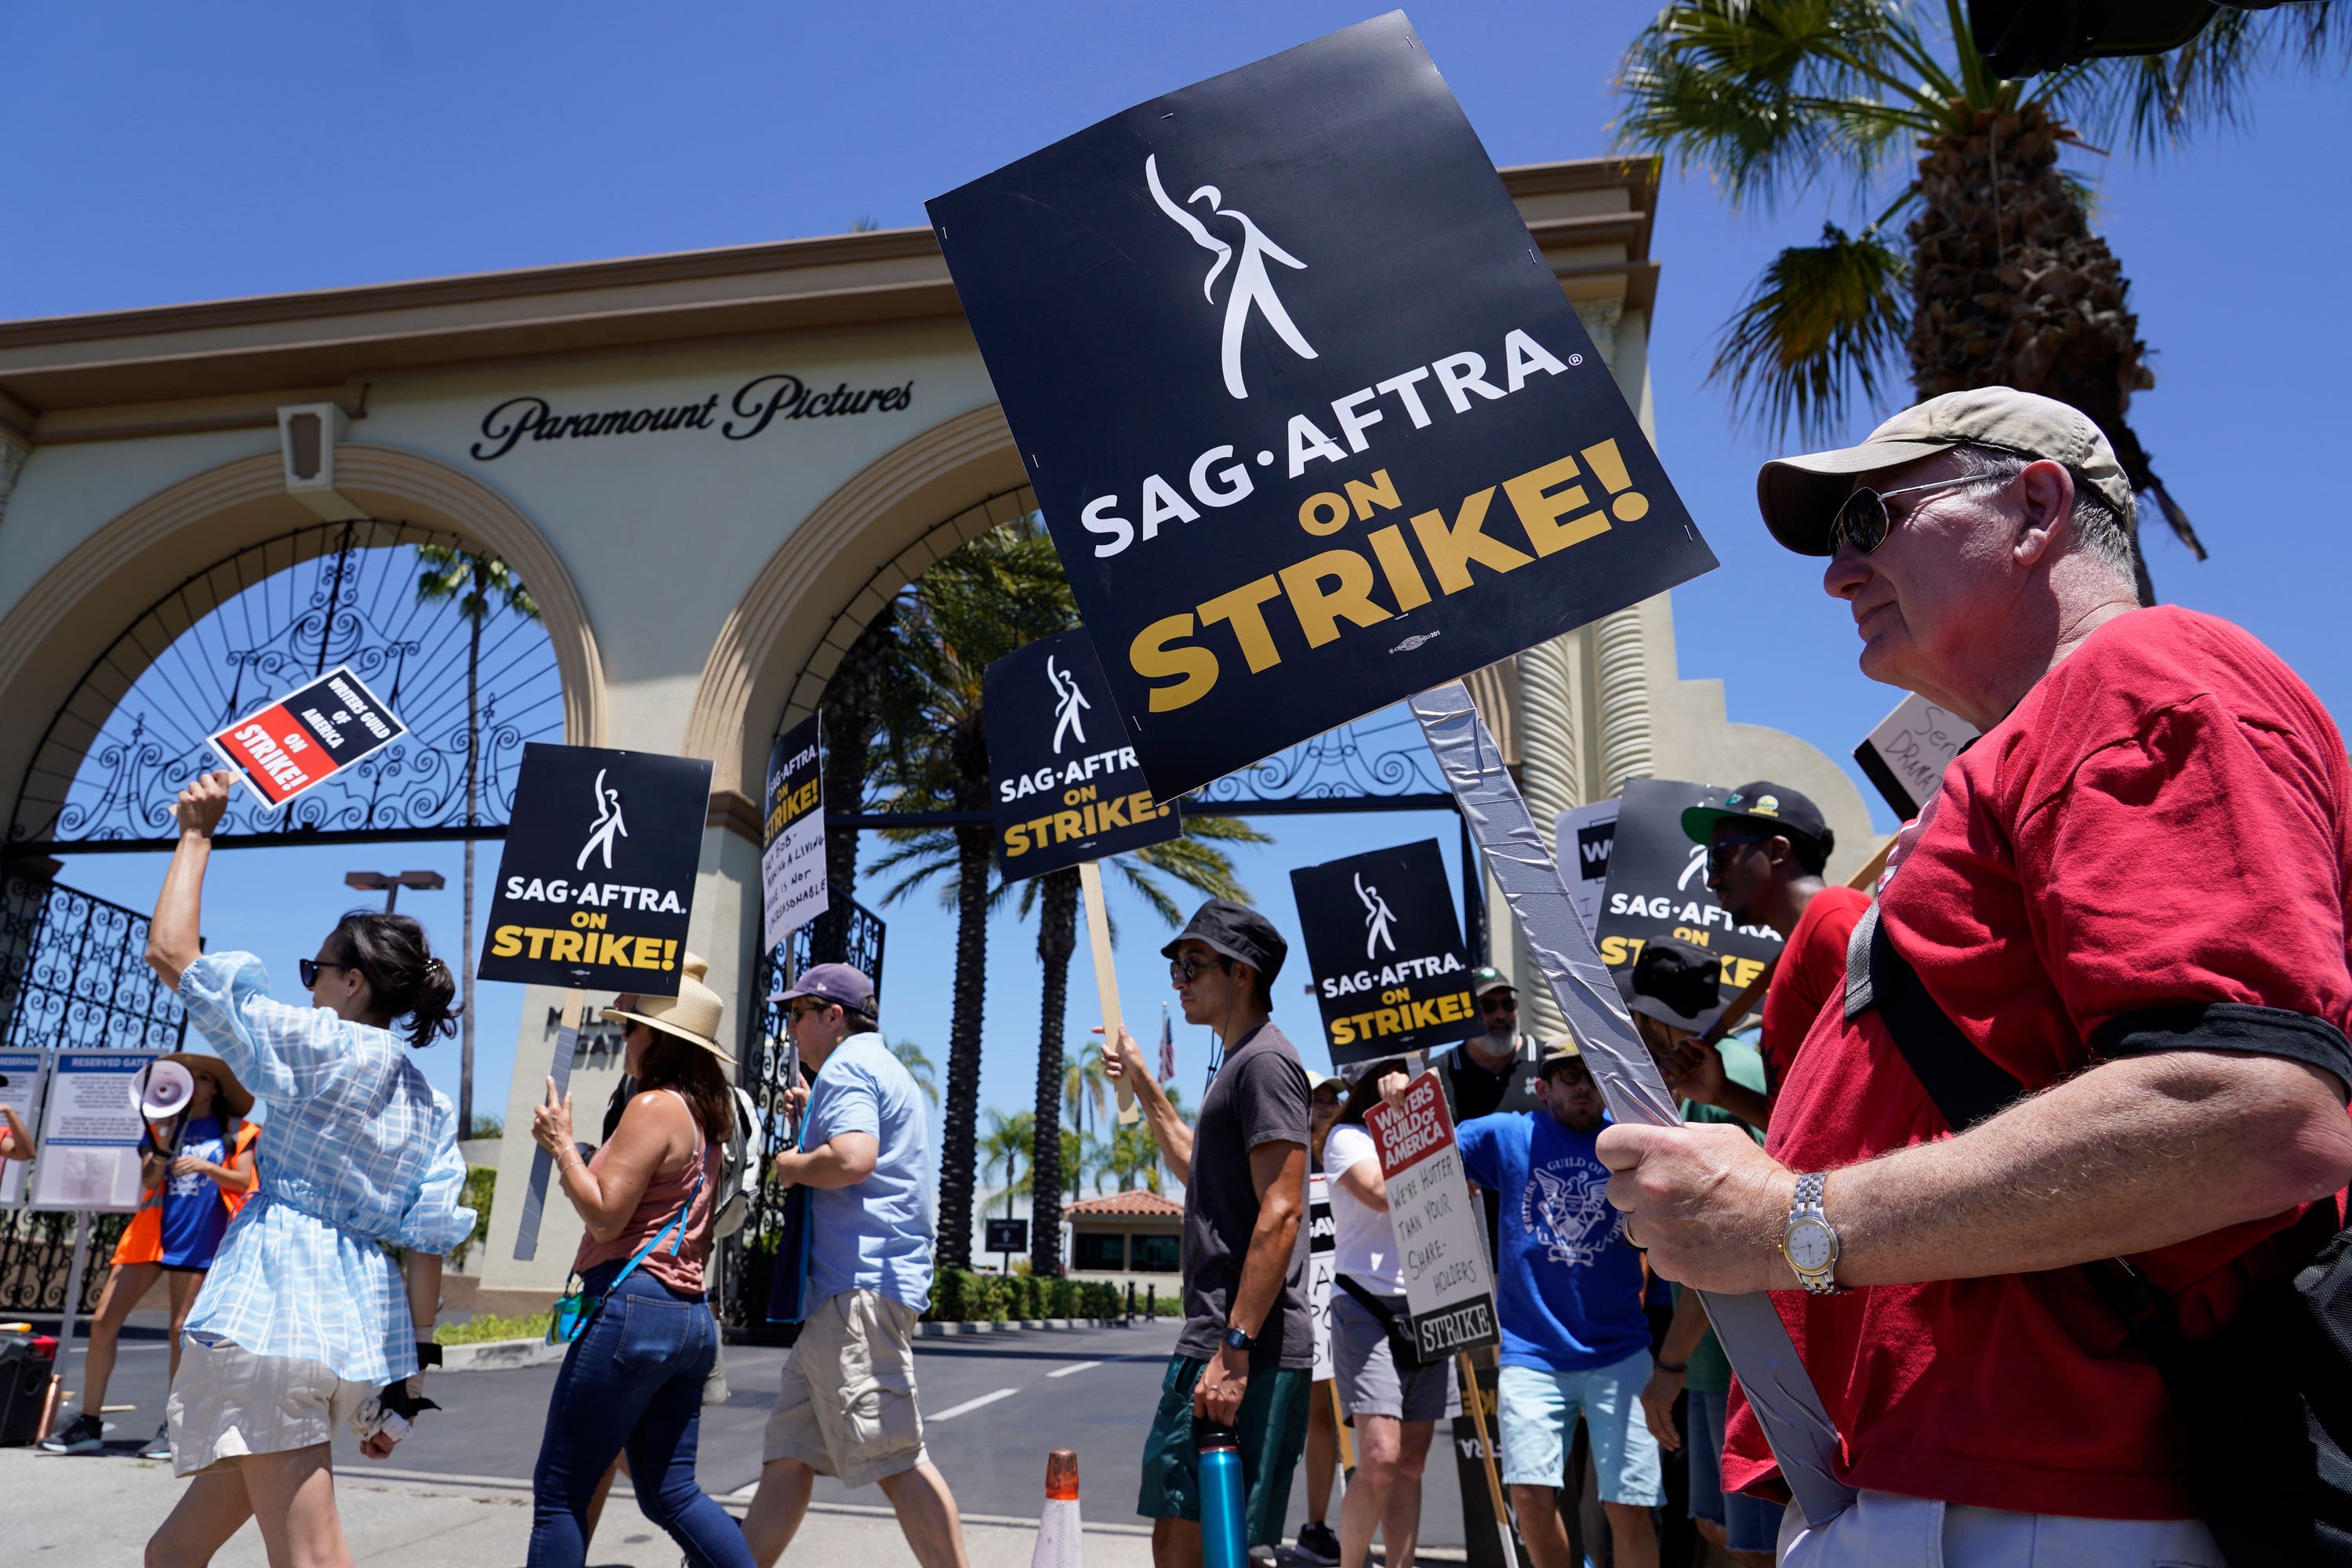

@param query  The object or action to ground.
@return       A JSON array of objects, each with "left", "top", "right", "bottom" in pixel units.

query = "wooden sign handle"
[
  {"left": 1078, "top": 860, "right": 1138, "bottom": 1125},
  {"left": 1457, "top": 1352, "right": 1515, "bottom": 1559}
]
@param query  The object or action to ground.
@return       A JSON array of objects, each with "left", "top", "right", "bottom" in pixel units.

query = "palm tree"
[
  {"left": 1103, "top": 1083, "right": 1187, "bottom": 1196},
  {"left": 416, "top": 545, "right": 539, "bottom": 1138},
  {"left": 1614, "top": 2, "right": 2349, "bottom": 597},
  {"left": 979, "top": 1107, "right": 1036, "bottom": 1223},
  {"left": 889, "top": 1038, "right": 938, "bottom": 1106},
  {"left": 1007, "top": 821, "right": 1266, "bottom": 1276},
  {"left": 808, "top": 601, "right": 912, "bottom": 965},
  {"left": 1065, "top": 1050, "right": 1110, "bottom": 1145},
  {"left": 867, "top": 520, "right": 1077, "bottom": 1271}
]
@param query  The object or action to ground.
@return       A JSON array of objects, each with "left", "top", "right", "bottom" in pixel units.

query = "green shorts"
[{"left": 1137, "top": 1355, "right": 1311, "bottom": 1547}]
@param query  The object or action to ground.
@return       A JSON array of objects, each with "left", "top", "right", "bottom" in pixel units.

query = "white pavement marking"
[
  {"left": 1047, "top": 1361, "right": 1101, "bottom": 1378},
  {"left": 927, "top": 1386, "right": 1021, "bottom": 1421}
]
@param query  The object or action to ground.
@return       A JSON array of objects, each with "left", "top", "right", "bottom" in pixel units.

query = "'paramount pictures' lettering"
[{"left": 470, "top": 372, "right": 916, "bottom": 460}]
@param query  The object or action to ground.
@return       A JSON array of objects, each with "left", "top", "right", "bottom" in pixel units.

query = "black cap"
[
  {"left": 1680, "top": 781, "right": 1830, "bottom": 851},
  {"left": 1617, "top": 937, "right": 1723, "bottom": 1033},
  {"left": 1163, "top": 898, "right": 1287, "bottom": 988}
]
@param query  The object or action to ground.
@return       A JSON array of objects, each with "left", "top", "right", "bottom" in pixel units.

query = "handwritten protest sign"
[
  {"left": 1365, "top": 1069, "right": 1497, "bottom": 1358},
  {"left": 1854, "top": 691, "right": 1976, "bottom": 821},
  {"left": 763, "top": 715, "right": 828, "bottom": 940}
]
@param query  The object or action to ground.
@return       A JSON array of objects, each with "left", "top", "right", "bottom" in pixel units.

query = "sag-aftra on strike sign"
[{"left": 930, "top": 13, "right": 1715, "bottom": 800}]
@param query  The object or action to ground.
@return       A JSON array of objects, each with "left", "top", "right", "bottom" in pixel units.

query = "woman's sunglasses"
[
  {"left": 1831, "top": 473, "right": 1986, "bottom": 555},
  {"left": 298, "top": 959, "right": 356, "bottom": 988}
]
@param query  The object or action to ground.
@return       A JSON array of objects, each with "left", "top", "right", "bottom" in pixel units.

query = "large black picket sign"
[
  {"left": 985, "top": 630, "right": 1181, "bottom": 881},
  {"left": 928, "top": 13, "right": 1716, "bottom": 800},
  {"left": 1290, "top": 838, "right": 1473, "bottom": 1067},
  {"left": 477, "top": 744, "right": 712, "bottom": 996},
  {"left": 1592, "top": 777, "right": 1784, "bottom": 1002}
]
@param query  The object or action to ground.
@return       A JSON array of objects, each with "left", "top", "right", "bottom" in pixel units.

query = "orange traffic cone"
[{"left": 1033, "top": 1448, "right": 1084, "bottom": 1568}]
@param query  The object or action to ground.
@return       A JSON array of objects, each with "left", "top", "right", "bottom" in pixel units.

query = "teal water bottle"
[{"left": 1196, "top": 1421, "right": 1247, "bottom": 1568}]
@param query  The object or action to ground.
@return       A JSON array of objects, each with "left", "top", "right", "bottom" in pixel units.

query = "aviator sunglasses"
[{"left": 1830, "top": 473, "right": 1986, "bottom": 555}]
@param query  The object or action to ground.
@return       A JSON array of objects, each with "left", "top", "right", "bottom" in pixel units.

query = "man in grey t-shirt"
[{"left": 1105, "top": 898, "right": 1310, "bottom": 1567}]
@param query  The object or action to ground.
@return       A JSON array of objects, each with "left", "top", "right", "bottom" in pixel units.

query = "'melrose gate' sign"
[{"left": 1365, "top": 1069, "right": 1498, "bottom": 1359}]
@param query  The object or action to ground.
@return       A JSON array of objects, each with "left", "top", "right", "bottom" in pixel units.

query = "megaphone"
[{"left": 135, "top": 1059, "right": 196, "bottom": 1120}]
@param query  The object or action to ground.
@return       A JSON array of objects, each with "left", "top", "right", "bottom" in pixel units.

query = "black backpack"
[{"left": 1848, "top": 903, "right": 2352, "bottom": 1565}]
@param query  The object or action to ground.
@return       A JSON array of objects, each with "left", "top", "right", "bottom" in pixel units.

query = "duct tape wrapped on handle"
[{"left": 1407, "top": 681, "right": 1855, "bottom": 1528}]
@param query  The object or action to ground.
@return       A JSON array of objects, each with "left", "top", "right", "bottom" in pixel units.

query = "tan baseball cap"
[{"left": 1757, "top": 387, "right": 2132, "bottom": 555}]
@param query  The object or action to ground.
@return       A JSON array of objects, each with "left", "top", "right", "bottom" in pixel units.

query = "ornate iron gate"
[
  {"left": 0, "top": 868, "right": 190, "bottom": 1313},
  {"left": 720, "top": 901, "right": 886, "bottom": 1334}
]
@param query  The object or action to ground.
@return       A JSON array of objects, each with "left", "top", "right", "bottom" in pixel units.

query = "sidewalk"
[{"left": 2, "top": 1446, "right": 1157, "bottom": 1566}]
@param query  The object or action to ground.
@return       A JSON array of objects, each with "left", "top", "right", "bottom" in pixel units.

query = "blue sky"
[{"left": 16, "top": 4, "right": 2350, "bottom": 1160}]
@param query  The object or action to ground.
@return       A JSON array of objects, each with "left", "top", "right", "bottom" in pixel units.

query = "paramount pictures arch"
[{"left": 0, "top": 155, "right": 1873, "bottom": 1316}]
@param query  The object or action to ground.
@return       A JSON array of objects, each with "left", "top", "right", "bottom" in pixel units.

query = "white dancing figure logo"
[
  {"left": 1145, "top": 154, "right": 1319, "bottom": 400},
  {"left": 577, "top": 767, "right": 628, "bottom": 872},
  {"left": 1048, "top": 654, "right": 1090, "bottom": 754},
  {"left": 1356, "top": 872, "right": 1396, "bottom": 960}
]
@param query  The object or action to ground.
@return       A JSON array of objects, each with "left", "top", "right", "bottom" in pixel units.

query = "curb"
[{"left": 434, "top": 1338, "right": 568, "bottom": 1373}]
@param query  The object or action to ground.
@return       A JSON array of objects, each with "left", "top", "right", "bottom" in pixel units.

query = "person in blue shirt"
[
  {"left": 742, "top": 962, "right": 969, "bottom": 1568},
  {"left": 1454, "top": 1044, "right": 1663, "bottom": 1568}
]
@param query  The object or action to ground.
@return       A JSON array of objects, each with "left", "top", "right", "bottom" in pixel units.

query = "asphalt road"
[{"left": 38, "top": 1311, "right": 1472, "bottom": 1547}]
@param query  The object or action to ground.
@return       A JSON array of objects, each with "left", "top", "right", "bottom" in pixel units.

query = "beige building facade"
[{"left": 0, "top": 156, "right": 1871, "bottom": 1308}]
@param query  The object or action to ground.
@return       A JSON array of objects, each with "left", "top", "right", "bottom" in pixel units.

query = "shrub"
[
  {"left": 436, "top": 1308, "right": 551, "bottom": 1345},
  {"left": 448, "top": 1166, "right": 497, "bottom": 1272}
]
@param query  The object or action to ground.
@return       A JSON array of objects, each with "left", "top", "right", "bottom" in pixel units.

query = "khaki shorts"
[
  {"left": 763, "top": 1289, "right": 929, "bottom": 1487},
  {"left": 166, "top": 1334, "right": 373, "bottom": 1478}
]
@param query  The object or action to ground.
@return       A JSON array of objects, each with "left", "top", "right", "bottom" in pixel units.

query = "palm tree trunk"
[
  {"left": 1029, "top": 866, "right": 1078, "bottom": 1277},
  {"left": 815, "top": 602, "right": 895, "bottom": 963},
  {"left": 1907, "top": 102, "right": 2198, "bottom": 601},
  {"left": 458, "top": 559, "right": 485, "bottom": 1140},
  {"left": 936, "top": 818, "right": 992, "bottom": 1272}
]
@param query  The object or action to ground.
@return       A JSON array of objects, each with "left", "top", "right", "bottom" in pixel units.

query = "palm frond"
[
  {"left": 1613, "top": 0, "right": 1961, "bottom": 209},
  {"left": 1708, "top": 223, "right": 1911, "bottom": 442},
  {"left": 2045, "top": 5, "right": 2352, "bottom": 159}
]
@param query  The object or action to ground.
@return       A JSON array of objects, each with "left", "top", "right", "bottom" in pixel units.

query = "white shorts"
[
  {"left": 1779, "top": 1488, "right": 2224, "bottom": 1568},
  {"left": 166, "top": 1334, "right": 374, "bottom": 1477}
]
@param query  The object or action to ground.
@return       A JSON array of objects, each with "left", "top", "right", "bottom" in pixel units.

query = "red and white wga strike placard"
[
  {"left": 1365, "top": 1069, "right": 1500, "bottom": 1359},
  {"left": 208, "top": 666, "right": 407, "bottom": 809}
]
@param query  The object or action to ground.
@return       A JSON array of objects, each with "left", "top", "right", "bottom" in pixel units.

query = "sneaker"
[
  {"left": 1292, "top": 1523, "right": 1341, "bottom": 1567},
  {"left": 39, "top": 1412, "right": 104, "bottom": 1454},
  {"left": 140, "top": 1423, "right": 172, "bottom": 1461}
]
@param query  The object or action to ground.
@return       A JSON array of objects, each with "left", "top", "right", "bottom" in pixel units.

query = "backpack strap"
[{"left": 1844, "top": 902, "right": 2024, "bottom": 1131}]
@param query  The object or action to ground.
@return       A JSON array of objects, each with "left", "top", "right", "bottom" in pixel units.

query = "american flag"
[{"left": 1158, "top": 1003, "right": 1175, "bottom": 1084}]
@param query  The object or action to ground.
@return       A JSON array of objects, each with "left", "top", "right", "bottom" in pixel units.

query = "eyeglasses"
[
  {"left": 1478, "top": 994, "right": 1515, "bottom": 1014},
  {"left": 1706, "top": 834, "right": 1773, "bottom": 871},
  {"left": 1169, "top": 954, "right": 1233, "bottom": 983},
  {"left": 786, "top": 1000, "right": 834, "bottom": 1023},
  {"left": 1830, "top": 473, "right": 1987, "bottom": 555},
  {"left": 299, "top": 959, "right": 355, "bottom": 988}
]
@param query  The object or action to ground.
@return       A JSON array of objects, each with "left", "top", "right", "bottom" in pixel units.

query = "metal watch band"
[{"left": 1786, "top": 1171, "right": 1845, "bottom": 1296}]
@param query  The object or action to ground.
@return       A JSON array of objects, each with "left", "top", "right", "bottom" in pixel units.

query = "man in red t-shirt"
[
  {"left": 1598, "top": 387, "right": 2352, "bottom": 1567},
  {"left": 1673, "top": 781, "right": 1871, "bottom": 1126}
]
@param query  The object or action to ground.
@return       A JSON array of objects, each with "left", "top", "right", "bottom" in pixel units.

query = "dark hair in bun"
[{"left": 327, "top": 910, "right": 459, "bottom": 1050}]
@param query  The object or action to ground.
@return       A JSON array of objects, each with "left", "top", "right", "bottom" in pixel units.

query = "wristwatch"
[
  {"left": 1780, "top": 1171, "right": 1846, "bottom": 1295},
  {"left": 1221, "top": 1326, "right": 1254, "bottom": 1353}
]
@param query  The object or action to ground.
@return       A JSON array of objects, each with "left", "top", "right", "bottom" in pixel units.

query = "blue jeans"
[
  {"left": 1687, "top": 1389, "right": 1780, "bottom": 1555},
  {"left": 528, "top": 1264, "right": 751, "bottom": 1567}
]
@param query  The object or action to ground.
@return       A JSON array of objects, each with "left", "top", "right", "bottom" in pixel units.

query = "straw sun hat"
[
  {"left": 158, "top": 1052, "right": 256, "bottom": 1120},
  {"left": 601, "top": 952, "right": 731, "bottom": 1063}
]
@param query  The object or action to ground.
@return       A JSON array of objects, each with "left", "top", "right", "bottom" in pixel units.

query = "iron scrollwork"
[
  {"left": 0, "top": 872, "right": 189, "bottom": 1312},
  {"left": 9, "top": 520, "right": 562, "bottom": 851},
  {"left": 720, "top": 900, "right": 886, "bottom": 1334}
]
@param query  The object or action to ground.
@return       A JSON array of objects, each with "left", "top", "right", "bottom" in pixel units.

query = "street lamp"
[{"left": 344, "top": 869, "right": 446, "bottom": 913}]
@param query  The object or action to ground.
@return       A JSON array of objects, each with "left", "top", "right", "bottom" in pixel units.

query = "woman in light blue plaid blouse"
[{"left": 142, "top": 770, "right": 475, "bottom": 1566}]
